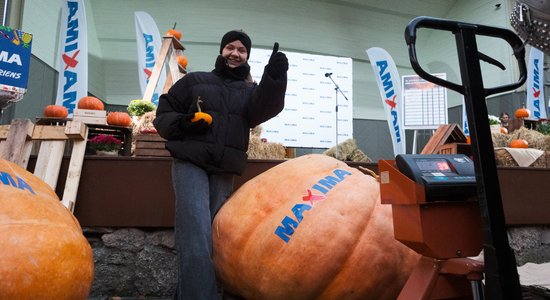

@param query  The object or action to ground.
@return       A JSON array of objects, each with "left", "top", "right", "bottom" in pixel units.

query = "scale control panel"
[{"left": 395, "top": 154, "right": 477, "bottom": 202}]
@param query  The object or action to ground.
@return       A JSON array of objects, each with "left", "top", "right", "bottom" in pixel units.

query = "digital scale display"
[
  {"left": 415, "top": 159, "right": 452, "bottom": 172},
  {"left": 396, "top": 154, "right": 477, "bottom": 202}
]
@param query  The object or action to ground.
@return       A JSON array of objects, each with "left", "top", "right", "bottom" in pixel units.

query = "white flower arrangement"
[{"left": 488, "top": 115, "right": 501, "bottom": 125}]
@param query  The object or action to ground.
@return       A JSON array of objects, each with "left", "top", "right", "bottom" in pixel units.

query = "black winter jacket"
[{"left": 154, "top": 67, "right": 286, "bottom": 175}]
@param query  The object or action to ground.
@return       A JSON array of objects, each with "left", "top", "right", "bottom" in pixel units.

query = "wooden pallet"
[
  {"left": 133, "top": 133, "right": 170, "bottom": 157},
  {"left": 0, "top": 119, "right": 88, "bottom": 212}
]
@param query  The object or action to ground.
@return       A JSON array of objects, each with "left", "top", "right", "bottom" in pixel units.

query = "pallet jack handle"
[{"left": 404, "top": 16, "right": 528, "bottom": 300}]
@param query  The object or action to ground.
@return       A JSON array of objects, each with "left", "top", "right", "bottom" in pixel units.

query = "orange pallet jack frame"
[{"left": 379, "top": 159, "right": 484, "bottom": 300}]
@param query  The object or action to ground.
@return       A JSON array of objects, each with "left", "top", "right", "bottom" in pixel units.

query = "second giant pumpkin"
[
  {"left": 213, "top": 154, "right": 419, "bottom": 300},
  {"left": 0, "top": 159, "right": 94, "bottom": 299}
]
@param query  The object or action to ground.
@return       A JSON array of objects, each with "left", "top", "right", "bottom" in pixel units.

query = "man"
[{"left": 154, "top": 30, "right": 288, "bottom": 299}]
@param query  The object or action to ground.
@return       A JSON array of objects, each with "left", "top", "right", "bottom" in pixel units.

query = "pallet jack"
[{"left": 379, "top": 17, "right": 527, "bottom": 299}]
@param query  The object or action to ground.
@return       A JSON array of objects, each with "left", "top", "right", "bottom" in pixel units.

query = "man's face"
[{"left": 222, "top": 40, "right": 248, "bottom": 68}]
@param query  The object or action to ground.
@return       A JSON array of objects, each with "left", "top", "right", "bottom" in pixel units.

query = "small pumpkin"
[
  {"left": 509, "top": 138, "right": 529, "bottom": 148},
  {"left": 191, "top": 97, "right": 212, "bottom": 125},
  {"left": 77, "top": 96, "right": 104, "bottom": 110},
  {"left": 0, "top": 159, "right": 94, "bottom": 298},
  {"left": 500, "top": 127, "right": 508, "bottom": 134},
  {"left": 44, "top": 105, "right": 68, "bottom": 118},
  {"left": 213, "top": 154, "right": 419, "bottom": 300},
  {"left": 165, "top": 23, "right": 182, "bottom": 40},
  {"left": 106, "top": 112, "right": 131, "bottom": 127},
  {"left": 176, "top": 55, "right": 188, "bottom": 69},
  {"left": 515, "top": 106, "right": 530, "bottom": 119}
]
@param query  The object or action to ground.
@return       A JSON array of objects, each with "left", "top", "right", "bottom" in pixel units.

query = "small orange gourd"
[
  {"left": 106, "top": 112, "right": 132, "bottom": 127},
  {"left": 44, "top": 105, "right": 68, "bottom": 118},
  {"left": 509, "top": 139, "right": 528, "bottom": 148},
  {"left": 177, "top": 55, "right": 188, "bottom": 69},
  {"left": 165, "top": 22, "right": 182, "bottom": 40},
  {"left": 191, "top": 97, "right": 212, "bottom": 125},
  {"left": 77, "top": 96, "right": 104, "bottom": 110},
  {"left": 500, "top": 127, "right": 508, "bottom": 134},
  {"left": 515, "top": 106, "right": 530, "bottom": 119}
]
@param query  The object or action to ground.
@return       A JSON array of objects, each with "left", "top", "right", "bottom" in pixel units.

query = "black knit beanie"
[{"left": 219, "top": 30, "right": 252, "bottom": 59}]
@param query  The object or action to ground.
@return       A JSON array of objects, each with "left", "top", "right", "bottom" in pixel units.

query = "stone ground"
[{"left": 84, "top": 225, "right": 550, "bottom": 299}]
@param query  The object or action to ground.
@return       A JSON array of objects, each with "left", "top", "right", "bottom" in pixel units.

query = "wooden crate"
[
  {"left": 87, "top": 124, "right": 132, "bottom": 156},
  {"left": 437, "top": 142, "right": 472, "bottom": 156},
  {"left": 134, "top": 133, "right": 170, "bottom": 157}
]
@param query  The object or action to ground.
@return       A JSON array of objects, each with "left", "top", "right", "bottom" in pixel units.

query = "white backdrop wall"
[{"left": 249, "top": 48, "right": 353, "bottom": 148}]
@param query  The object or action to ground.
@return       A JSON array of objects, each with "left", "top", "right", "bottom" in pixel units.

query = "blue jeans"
[{"left": 172, "top": 159, "right": 234, "bottom": 300}]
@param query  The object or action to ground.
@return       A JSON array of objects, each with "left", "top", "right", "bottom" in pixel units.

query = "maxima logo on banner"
[
  {"left": 55, "top": 0, "right": 88, "bottom": 115},
  {"left": 366, "top": 47, "right": 405, "bottom": 156},
  {"left": 526, "top": 47, "right": 547, "bottom": 120}
]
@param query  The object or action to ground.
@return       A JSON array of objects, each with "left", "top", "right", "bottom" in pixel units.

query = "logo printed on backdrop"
[
  {"left": 55, "top": 0, "right": 88, "bottom": 115},
  {"left": 366, "top": 47, "right": 406, "bottom": 155},
  {"left": 274, "top": 169, "right": 352, "bottom": 243},
  {"left": 526, "top": 47, "right": 547, "bottom": 120}
]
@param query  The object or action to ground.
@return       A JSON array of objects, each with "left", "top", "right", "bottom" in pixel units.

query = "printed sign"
[
  {"left": 402, "top": 73, "right": 448, "bottom": 130},
  {"left": 0, "top": 26, "right": 33, "bottom": 108},
  {"left": 249, "top": 49, "right": 353, "bottom": 148}
]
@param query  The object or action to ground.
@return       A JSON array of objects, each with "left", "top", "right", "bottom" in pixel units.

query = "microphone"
[{"left": 324, "top": 72, "right": 333, "bottom": 77}]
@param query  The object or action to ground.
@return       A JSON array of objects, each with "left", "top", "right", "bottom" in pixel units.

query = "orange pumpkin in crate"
[
  {"left": 213, "top": 154, "right": 419, "bottom": 300},
  {"left": 44, "top": 104, "right": 68, "bottom": 118},
  {"left": 77, "top": 96, "right": 104, "bottom": 110},
  {"left": 0, "top": 159, "right": 94, "bottom": 299},
  {"left": 107, "top": 111, "right": 132, "bottom": 127}
]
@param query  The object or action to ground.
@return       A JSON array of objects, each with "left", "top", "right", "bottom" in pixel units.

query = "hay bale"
[
  {"left": 508, "top": 127, "right": 550, "bottom": 151},
  {"left": 494, "top": 149, "right": 549, "bottom": 168},
  {"left": 492, "top": 132, "right": 510, "bottom": 148},
  {"left": 323, "top": 139, "right": 373, "bottom": 162},
  {"left": 246, "top": 126, "right": 286, "bottom": 159},
  {"left": 131, "top": 111, "right": 157, "bottom": 155}
]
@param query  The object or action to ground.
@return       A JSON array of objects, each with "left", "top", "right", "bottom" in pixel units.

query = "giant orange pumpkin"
[
  {"left": 77, "top": 96, "right": 104, "bottom": 110},
  {"left": 0, "top": 159, "right": 94, "bottom": 299},
  {"left": 107, "top": 111, "right": 132, "bottom": 127},
  {"left": 213, "top": 154, "right": 419, "bottom": 300}
]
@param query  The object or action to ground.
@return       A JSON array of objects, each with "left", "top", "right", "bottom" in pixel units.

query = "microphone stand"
[{"left": 326, "top": 73, "right": 348, "bottom": 160}]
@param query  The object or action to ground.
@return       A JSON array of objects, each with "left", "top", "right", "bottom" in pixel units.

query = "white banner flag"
[
  {"left": 134, "top": 11, "right": 165, "bottom": 106},
  {"left": 366, "top": 47, "right": 406, "bottom": 155},
  {"left": 55, "top": 0, "right": 88, "bottom": 115},
  {"left": 526, "top": 47, "right": 547, "bottom": 120}
]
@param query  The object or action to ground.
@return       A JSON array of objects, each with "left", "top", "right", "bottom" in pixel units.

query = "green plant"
[
  {"left": 88, "top": 134, "right": 122, "bottom": 152},
  {"left": 536, "top": 121, "right": 550, "bottom": 135},
  {"left": 127, "top": 99, "right": 155, "bottom": 117},
  {"left": 488, "top": 115, "right": 500, "bottom": 125}
]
